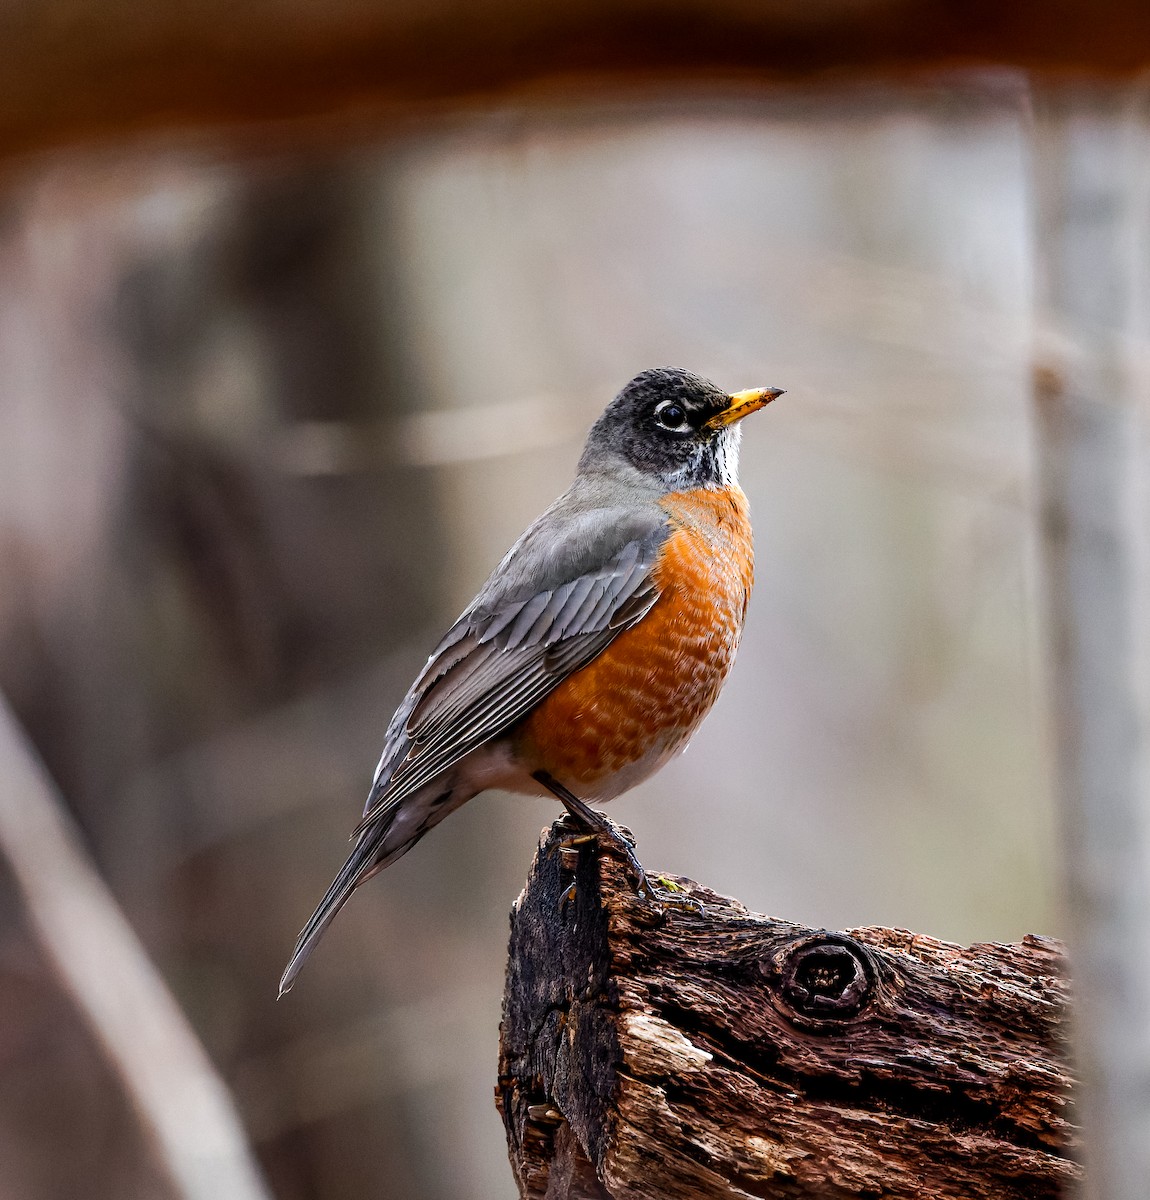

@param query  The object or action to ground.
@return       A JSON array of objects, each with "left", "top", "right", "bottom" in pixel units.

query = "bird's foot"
[
  {"left": 537, "top": 772, "right": 703, "bottom": 914},
  {"left": 558, "top": 877, "right": 578, "bottom": 911},
  {"left": 645, "top": 872, "right": 705, "bottom": 913},
  {"left": 600, "top": 841, "right": 704, "bottom": 913}
]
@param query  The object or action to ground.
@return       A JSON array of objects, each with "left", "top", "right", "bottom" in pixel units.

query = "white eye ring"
[{"left": 654, "top": 399, "right": 691, "bottom": 432}]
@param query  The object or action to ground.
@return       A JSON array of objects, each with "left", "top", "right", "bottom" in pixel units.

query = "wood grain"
[{"left": 498, "top": 821, "right": 1079, "bottom": 1199}]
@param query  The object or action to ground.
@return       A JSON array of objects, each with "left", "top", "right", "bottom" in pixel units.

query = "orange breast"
[{"left": 515, "top": 485, "right": 754, "bottom": 798}]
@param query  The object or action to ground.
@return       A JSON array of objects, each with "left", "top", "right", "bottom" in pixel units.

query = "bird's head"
[{"left": 578, "top": 367, "right": 783, "bottom": 491}]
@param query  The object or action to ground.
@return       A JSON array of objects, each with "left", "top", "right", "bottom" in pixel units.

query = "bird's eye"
[{"left": 654, "top": 400, "right": 690, "bottom": 432}]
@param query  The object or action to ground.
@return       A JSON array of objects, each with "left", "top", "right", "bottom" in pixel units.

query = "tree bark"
[{"left": 497, "top": 823, "right": 1079, "bottom": 1200}]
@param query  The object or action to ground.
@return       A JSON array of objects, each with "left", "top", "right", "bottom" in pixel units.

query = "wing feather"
[
  {"left": 280, "top": 499, "right": 670, "bottom": 993},
  {"left": 355, "top": 527, "right": 666, "bottom": 833},
  {"left": 550, "top": 574, "right": 600, "bottom": 640},
  {"left": 502, "top": 592, "right": 553, "bottom": 650}
]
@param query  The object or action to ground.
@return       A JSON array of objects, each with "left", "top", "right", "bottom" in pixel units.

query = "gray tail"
[
  {"left": 278, "top": 783, "right": 465, "bottom": 995},
  {"left": 278, "top": 833, "right": 381, "bottom": 997}
]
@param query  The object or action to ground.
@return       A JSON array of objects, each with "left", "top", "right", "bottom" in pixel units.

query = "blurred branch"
[
  {"left": 1032, "top": 84, "right": 1150, "bottom": 1200},
  {"left": 0, "top": 692, "right": 272, "bottom": 1200},
  {"left": 269, "top": 392, "right": 592, "bottom": 475},
  {"left": 6, "top": 2, "right": 1150, "bottom": 163}
]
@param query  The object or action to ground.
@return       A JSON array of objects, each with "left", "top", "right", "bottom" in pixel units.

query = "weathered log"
[{"left": 497, "top": 822, "right": 1078, "bottom": 1199}]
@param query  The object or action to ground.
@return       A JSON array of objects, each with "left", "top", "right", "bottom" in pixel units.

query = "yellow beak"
[{"left": 706, "top": 386, "right": 785, "bottom": 430}]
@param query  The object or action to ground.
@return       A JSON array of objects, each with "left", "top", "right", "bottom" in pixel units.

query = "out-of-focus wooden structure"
[
  {"left": 1031, "top": 88, "right": 1150, "bottom": 1200},
  {"left": 4, "top": 0, "right": 1150, "bottom": 162}
]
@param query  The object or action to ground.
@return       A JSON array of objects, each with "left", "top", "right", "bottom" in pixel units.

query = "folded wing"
[
  {"left": 357, "top": 531, "right": 666, "bottom": 832},
  {"left": 280, "top": 505, "right": 669, "bottom": 993}
]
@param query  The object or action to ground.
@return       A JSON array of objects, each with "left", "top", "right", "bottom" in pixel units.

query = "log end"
[{"left": 497, "top": 821, "right": 1079, "bottom": 1200}]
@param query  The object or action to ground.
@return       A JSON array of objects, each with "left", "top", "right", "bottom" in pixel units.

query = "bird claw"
[
  {"left": 537, "top": 770, "right": 699, "bottom": 914},
  {"left": 642, "top": 873, "right": 706, "bottom": 914},
  {"left": 612, "top": 848, "right": 703, "bottom": 915},
  {"left": 551, "top": 831, "right": 598, "bottom": 852},
  {"left": 560, "top": 817, "right": 702, "bottom": 915}
]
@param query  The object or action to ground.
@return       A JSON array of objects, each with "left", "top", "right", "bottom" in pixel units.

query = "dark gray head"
[{"left": 578, "top": 367, "right": 783, "bottom": 490}]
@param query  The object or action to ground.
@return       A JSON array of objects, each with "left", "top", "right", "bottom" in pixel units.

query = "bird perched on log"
[{"left": 280, "top": 367, "right": 782, "bottom": 994}]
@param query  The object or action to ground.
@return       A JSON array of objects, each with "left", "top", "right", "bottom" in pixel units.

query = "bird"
[{"left": 280, "top": 366, "right": 782, "bottom": 994}]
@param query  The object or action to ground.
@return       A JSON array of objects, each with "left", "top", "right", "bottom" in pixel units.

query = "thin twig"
[{"left": 0, "top": 693, "right": 272, "bottom": 1200}]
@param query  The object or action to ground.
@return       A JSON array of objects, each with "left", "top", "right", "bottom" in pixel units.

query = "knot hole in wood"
[{"left": 771, "top": 933, "right": 876, "bottom": 1026}]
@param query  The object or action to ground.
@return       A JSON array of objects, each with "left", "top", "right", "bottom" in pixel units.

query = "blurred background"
[{"left": 2, "top": 4, "right": 1149, "bottom": 1199}]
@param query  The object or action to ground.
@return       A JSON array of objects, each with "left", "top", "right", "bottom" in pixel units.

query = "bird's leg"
[
  {"left": 536, "top": 772, "right": 614, "bottom": 835},
  {"left": 533, "top": 770, "right": 701, "bottom": 912}
]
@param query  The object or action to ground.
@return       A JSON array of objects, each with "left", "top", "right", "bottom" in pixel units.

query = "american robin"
[{"left": 280, "top": 367, "right": 781, "bottom": 994}]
